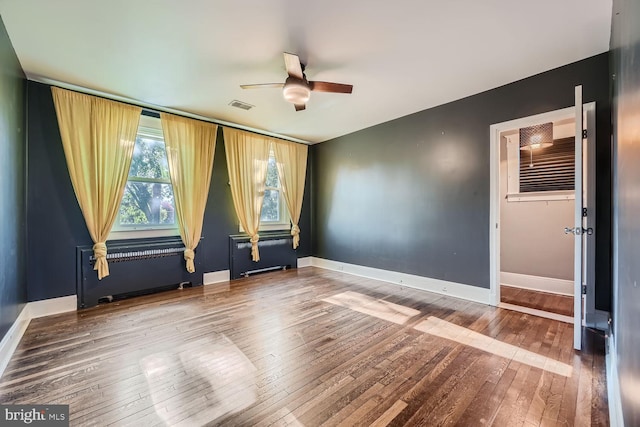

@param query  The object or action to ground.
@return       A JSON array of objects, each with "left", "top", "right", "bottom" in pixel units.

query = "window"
[
  {"left": 112, "top": 115, "right": 177, "bottom": 237},
  {"left": 505, "top": 121, "right": 576, "bottom": 202},
  {"left": 242, "top": 151, "right": 290, "bottom": 232},
  {"left": 519, "top": 137, "right": 574, "bottom": 193}
]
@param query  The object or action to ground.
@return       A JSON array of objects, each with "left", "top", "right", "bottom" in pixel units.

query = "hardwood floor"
[
  {"left": 501, "top": 285, "right": 574, "bottom": 317},
  {"left": 0, "top": 268, "right": 607, "bottom": 426}
]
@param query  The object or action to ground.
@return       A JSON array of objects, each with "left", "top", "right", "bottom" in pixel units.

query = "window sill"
[
  {"left": 260, "top": 222, "right": 291, "bottom": 232},
  {"left": 239, "top": 223, "right": 291, "bottom": 233},
  {"left": 108, "top": 227, "right": 180, "bottom": 241},
  {"left": 506, "top": 191, "right": 574, "bottom": 202}
]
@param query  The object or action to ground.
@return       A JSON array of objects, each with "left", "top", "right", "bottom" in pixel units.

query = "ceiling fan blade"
[
  {"left": 294, "top": 103, "right": 306, "bottom": 111},
  {"left": 283, "top": 52, "right": 304, "bottom": 79},
  {"left": 309, "top": 81, "right": 353, "bottom": 93},
  {"left": 240, "top": 83, "right": 284, "bottom": 89}
]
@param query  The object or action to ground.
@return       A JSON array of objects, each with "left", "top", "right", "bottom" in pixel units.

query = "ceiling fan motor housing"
[{"left": 282, "top": 76, "right": 311, "bottom": 104}]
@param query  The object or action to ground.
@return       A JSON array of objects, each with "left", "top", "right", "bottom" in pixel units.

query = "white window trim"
[
  {"left": 109, "top": 114, "right": 179, "bottom": 240},
  {"left": 238, "top": 213, "right": 291, "bottom": 232},
  {"left": 109, "top": 228, "right": 179, "bottom": 241},
  {"left": 238, "top": 213, "right": 291, "bottom": 233},
  {"left": 257, "top": 210, "right": 291, "bottom": 232},
  {"left": 260, "top": 178, "right": 291, "bottom": 230},
  {"left": 238, "top": 150, "right": 291, "bottom": 233}
]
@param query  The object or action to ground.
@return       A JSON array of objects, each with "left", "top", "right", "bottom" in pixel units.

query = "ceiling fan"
[{"left": 240, "top": 52, "right": 353, "bottom": 111}]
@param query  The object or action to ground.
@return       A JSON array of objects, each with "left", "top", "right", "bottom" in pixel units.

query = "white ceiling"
[{"left": 0, "top": 0, "right": 612, "bottom": 143}]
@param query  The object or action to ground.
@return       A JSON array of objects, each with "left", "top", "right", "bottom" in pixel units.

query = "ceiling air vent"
[{"left": 229, "top": 100, "right": 254, "bottom": 110}]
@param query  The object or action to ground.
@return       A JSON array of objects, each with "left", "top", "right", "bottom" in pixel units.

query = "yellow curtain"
[
  {"left": 160, "top": 113, "right": 217, "bottom": 273},
  {"left": 223, "top": 127, "right": 271, "bottom": 261},
  {"left": 52, "top": 87, "right": 141, "bottom": 280},
  {"left": 273, "top": 140, "right": 308, "bottom": 249}
]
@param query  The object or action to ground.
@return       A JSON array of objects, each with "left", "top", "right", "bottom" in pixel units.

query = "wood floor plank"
[
  {"left": 501, "top": 285, "right": 574, "bottom": 317},
  {"left": 0, "top": 267, "right": 608, "bottom": 426},
  {"left": 370, "top": 399, "right": 408, "bottom": 426},
  {"left": 321, "top": 382, "right": 385, "bottom": 426},
  {"left": 455, "top": 366, "right": 518, "bottom": 426}
]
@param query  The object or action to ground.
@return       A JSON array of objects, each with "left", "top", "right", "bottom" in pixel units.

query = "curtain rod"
[{"left": 33, "top": 76, "right": 311, "bottom": 145}]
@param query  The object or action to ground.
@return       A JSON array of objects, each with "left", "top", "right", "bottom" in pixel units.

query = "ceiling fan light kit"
[
  {"left": 282, "top": 77, "right": 311, "bottom": 104},
  {"left": 241, "top": 52, "right": 353, "bottom": 111}
]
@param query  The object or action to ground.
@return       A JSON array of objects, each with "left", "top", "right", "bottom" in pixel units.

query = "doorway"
[
  {"left": 499, "top": 116, "right": 576, "bottom": 322},
  {"left": 489, "top": 101, "right": 596, "bottom": 348}
]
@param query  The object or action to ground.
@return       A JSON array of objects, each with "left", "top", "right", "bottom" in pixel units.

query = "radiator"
[
  {"left": 77, "top": 237, "right": 202, "bottom": 309},
  {"left": 229, "top": 233, "right": 298, "bottom": 279}
]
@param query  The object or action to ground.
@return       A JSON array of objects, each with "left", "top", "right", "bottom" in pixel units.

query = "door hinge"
[
  {"left": 582, "top": 285, "right": 587, "bottom": 295},
  {"left": 582, "top": 129, "right": 588, "bottom": 138},
  {"left": 582, "top": 208, "right": 588, "bottom": 217}
]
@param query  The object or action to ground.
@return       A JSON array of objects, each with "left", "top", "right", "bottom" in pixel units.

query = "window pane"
[
  {"left": 129, "top": 136, "right": 170, "bottom": 180},
  {"left": 261, "top": 189, "right": 280, "bottom": 222},
  {"left": 265, "top": 155, "right": 279, "bottom": 188},
  {"left": 119, "top": 182, "right": 175, "bottom": 226},
  {"left": 519, "top": 137, "right": 574, "bottom": 192}
]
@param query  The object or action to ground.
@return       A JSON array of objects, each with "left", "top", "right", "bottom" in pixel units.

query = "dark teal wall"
[
  {"left": 312, "top": 53, "right": 612, "bottom": 310},
  {"left": 26, "top": 81, "right": 312, "bottom": 301},
  {"left": 0, "top": 15, "right": 27, "bottom": 341},
  {"left": 611, "top": 0, "right": 640, "bottom": 424}
]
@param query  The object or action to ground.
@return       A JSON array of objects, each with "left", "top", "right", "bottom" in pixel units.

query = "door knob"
[{"left": 565, "top": 227, "right": 593, "bottom": 235}]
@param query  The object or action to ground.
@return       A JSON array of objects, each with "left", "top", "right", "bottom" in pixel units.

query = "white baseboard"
[
  {"left": 0, "top": 295, "right": 77, "bottom": 379},
  {"left": 607, "top": 334, "right": 624, "bottom": 427},
  {"left": 28, "top": 295, "right": 77, "bottom": 319},
  {"left": 297, "top": 257, "right": 313, "bottom": 268},
  {"left": 0, "top": 306, "right": 30, "bottom": 380},
  {"left": 309, "top": 257, "right": 491, "bottom": 305},
  {"left": 500, "top": 271, "right": 573, "bottom": 296},
  {"left": 203, "top": 270, "right": 230, "bottom": 285}
]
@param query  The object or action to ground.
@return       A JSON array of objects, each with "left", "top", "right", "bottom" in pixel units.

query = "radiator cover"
[
  {"left": 77, "top": 237, "right": 202, "bottom": 309},
  {"left": 229, "top": 232, "right": 297, "bottom": 279}
]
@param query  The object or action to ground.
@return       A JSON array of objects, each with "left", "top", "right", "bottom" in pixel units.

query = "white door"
[
  {"left": 582, "top": 104, "right": 601, "bottom": 330},
  {"left": 490, "top": 99, "right": 596, "bottom": 351},
  {"left": 572, "top": 86, "right": 584, "bottom": 350}
]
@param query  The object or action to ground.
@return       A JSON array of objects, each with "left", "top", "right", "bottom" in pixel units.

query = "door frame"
[{"left": 489, "top": 103, "right": 596, "bottom": 323}]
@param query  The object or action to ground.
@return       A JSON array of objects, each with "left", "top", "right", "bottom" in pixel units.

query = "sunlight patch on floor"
[
  {"left": 414, "top": 316, "right": 573, "bottom": 377},
  {"left": 140, "top": 335, "right": 257, "bottom": 426},
  {"left": 270, "top": 407, "right": 305, "bottom": 426},
  {"left": 322, "top": 291, "right": 421, "bottom": 325}
]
